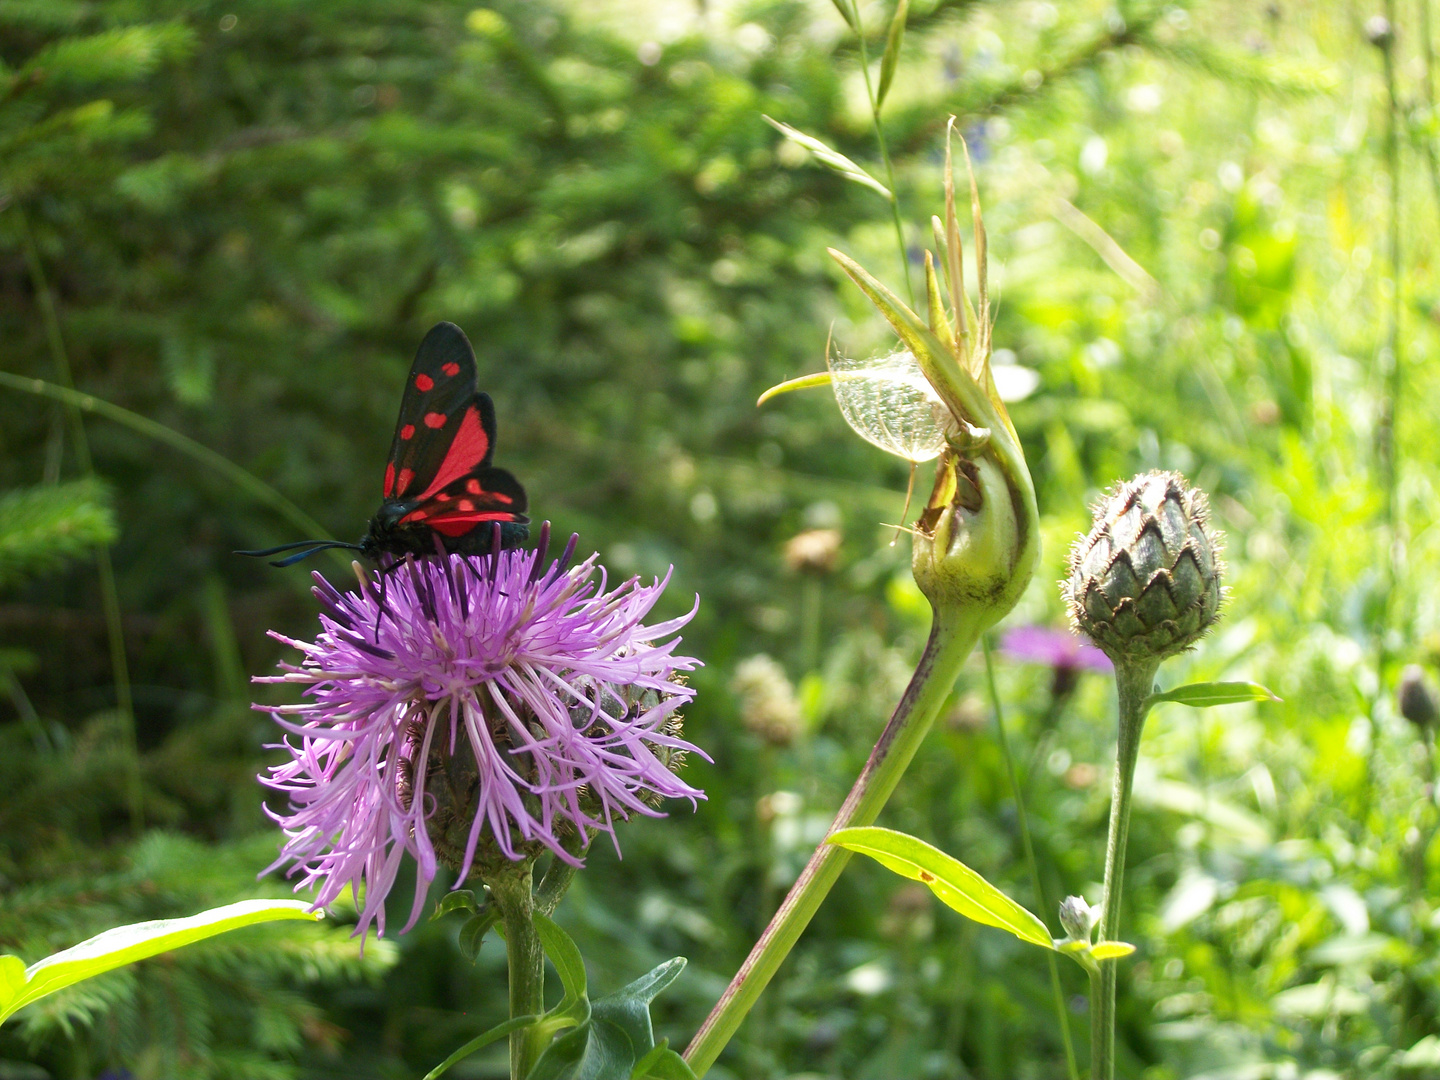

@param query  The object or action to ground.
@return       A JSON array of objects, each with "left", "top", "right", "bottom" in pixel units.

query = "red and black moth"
[{"left": 239, "top": 322, "right": 529, "bottom": 567}]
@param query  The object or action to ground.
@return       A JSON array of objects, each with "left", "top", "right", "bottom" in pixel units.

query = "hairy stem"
[
  {"left": 983, "top": 638, "right": 1078, "bottom": 1080},
  {"left": 1090, "top": 658, "right": 1157, "bottom": 1080},
  {"left": 489, "top": 863, "right": 544, "bottom": 1080},
  {"left": 684, "top": 607, "right": 983, "bottom": 1075}
]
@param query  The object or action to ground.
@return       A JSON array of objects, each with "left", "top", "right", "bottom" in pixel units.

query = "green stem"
[
  {"left": 684, "top": 606, "right": 984, "bottom": 1075},
  {"left": 489, "top": 863, "right": 544, "bottom": 1080},
  {"left": 982, "top": 638, "right": 1078, "bottom": 1080},
  {"left": 1090, "top": 658, "right": 1158, "bottom": 1080},
  {"left": 0, "top": 373, "right": 338, "bottom": 551},
  {"left": 17, "top": 207, "right": 143, "bottom": 831},
  {"left": 852, "top": 1, "right": 912, "bottom": 305}
]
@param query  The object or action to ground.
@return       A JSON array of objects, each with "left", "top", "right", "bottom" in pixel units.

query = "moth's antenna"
[{"left": 236, "top": 540, "right": 363, "bottom": 567}]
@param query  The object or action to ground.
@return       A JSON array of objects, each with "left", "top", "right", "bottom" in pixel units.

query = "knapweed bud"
[
  {"left": 1064, "top": 471, "right": 1222, "bottom": 666},
  {"left": 1059, "top": 895, "right": 1095, "bottom": 943},
  {"left": 1399, "top": 665, "right": 1438, "bottom": 730}
]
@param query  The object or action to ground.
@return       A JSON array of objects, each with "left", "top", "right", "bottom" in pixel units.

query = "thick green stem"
[
  {"left": 1090, "top": 658, "right": 1158, "bottom": 1080},
  {"left": 683, "top": 608, "right": 985, "bottom": 1075},
  {"left": 983, "top": 639, "right": 1078, "bottom": 1080},
  {"left": 489, "top": 863, "right": 544, "bottom": 1080}
]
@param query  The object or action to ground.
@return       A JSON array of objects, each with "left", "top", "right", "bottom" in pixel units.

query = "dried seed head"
[{"left": 1064, "top": 471, "right": 1223, "bottom": 665}]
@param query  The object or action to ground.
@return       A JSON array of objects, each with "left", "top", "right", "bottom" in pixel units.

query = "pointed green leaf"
[
  {"left": 431, "top": 889, "right": 483, "bottom": 921},
  {"left": 1146, "top": 681, "right": 1281, "bottom": 710},
  {"left": 591, "top": 957, "right": 686, "bottom": 1057},
  {"left": 830, "top": 827, "right": 1052, "bottom": 949},
  {"left": 534, "top": 912, "right": 589, "bottom": 1027},
  {"left": 2, "top": 899, "right": 319, "bottom": 1024},
  {"left": 0, "top": 957, "right": 24, "bottom": 1015},
  {"left": 756, "top": 370, "right": 832, "bottom": 406},
  {"left": 827, "top": 0, "right": 858, "bottom": 31},
  {"left": 1089, "top": 941, "right": 1137, "bottom": 961},
  {"left": 632, "top": 1040, "right": 697, "bottom": 1080},
  {"left": 763, "top": 117, "right": 891, "bottom": 201},
  {"left": 876, "top": 0, "right": 910, "bottom": 107},
  {"left": 458, "top": 909, "right": 498, "bottom": 961},
  {"left": 424, "top": 1014, "right": 541, "bottom": 1080}
]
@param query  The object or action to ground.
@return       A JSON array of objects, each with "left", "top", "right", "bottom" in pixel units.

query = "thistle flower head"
[
  {"left": 1064, "top": 471, "right": 1223, "bottom": 666},
  {"left": 257, "top": 527, "right": 704, "bottom": 940}
]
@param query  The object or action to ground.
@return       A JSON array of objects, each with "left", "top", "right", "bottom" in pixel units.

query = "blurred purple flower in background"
[
  {"left": 256, "top": 528, "right": 703, "bottom": 940},
  {"left": 1000, "top": 625, "right": 1113, "bottom": 673},
  {"left": 1000, "top": 625, "right": 1112, "bottom": 701}
]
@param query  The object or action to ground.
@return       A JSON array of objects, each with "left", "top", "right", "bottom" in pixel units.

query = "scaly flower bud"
[{"left": 1064, "top": 471, "right": 1223, "bottom": 666}]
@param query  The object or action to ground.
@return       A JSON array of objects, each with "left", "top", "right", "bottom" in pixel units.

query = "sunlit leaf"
[
  {"left": 762, "top": 116, "right": 891, "bottom": 200},
  {"left": 1, "top": 899, "right": 319, "bottom": 1024},
  {"left": 876, "top": 0, "right": 910, "bottom": 107},
  {"left": 829, "top": 827, "right": 1052, "bottom": 949},
  {"left": 1146, "top": 681, "right": 1280, "bottom": 709},
  {"left": 1088, "top": 941, "right": 1136, "bottom": 961}
]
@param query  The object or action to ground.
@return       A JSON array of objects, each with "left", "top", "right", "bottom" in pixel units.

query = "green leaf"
[
  {"left": 876, "top": 0, "right": 910, "bottom": 107},
  {"left": 827, "top": 0, "right": 857, "bottom": 31},
  {"left": 1089, "top": 941, "right": 1137, "bottom": 961},
  {"left": 423, "top": 1014, "right": 541, "bottom": 1080},
  {"left": 632, "top": 1041, "right": 697, "bottom": 1080},
  {"left": 829, "top": 827, "right": 1052, "bottom": 950},
  {"left": 458, "top": 909, "right": 499, "bottom": 962},
  {"left": 1, "top": 899, "right": 319, "bottom": 1024},
  {"left": 762, "top": 116, "right": 891, "bottom": 201},
  {"left": 590, "top": 957, "right": 686, "bottom": 1058},
  {"left": 1146, "top": 681, "right": 1281, "bottom": 709},
  {"left": 431, "top": 889, "right": 483, "bottom": 921},
  {"left": 530, "top": 912, "right": 591, "bottom": 1046},
  {"left": 525, "top": 957, "right": 687, "bottom": 1080}
]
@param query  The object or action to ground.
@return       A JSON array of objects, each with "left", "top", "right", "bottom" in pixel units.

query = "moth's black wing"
[{"left": 381, "top": 322, "right": 498, "bottom": 501}]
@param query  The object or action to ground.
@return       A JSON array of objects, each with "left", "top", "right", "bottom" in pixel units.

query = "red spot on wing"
[
  {"left": 415, "top": 373, "right": 434, "bottom": 392},
  {"left": 424, "top": 412, "right": 447, "bottom": 429},
  {"left": 441, "top": 362, "right": 461, "bottom": 377},
  {"left": 466, "top": 479, "right": 482, "bottom": 494},
  {"left": 418, "top": 510, "right": 520, "bottom": 536},
  {"left": 396, "top": 467, "right": 415, "bottom": 494},
  {"left": 417, "top": 406, "right": 491, "bottom": 499},
  {"left": 400, "top": 424, "right": 415, "bottom": 440},
  {"left": 458, "top": 499, "right": 475, "bottom": 511},
  {"left": 384, "top": 462, "right": 396, "bottom": 497}
]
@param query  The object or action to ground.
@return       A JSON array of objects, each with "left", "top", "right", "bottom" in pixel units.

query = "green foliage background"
[{"left": 1, "top": 0, "right": 1436, "bottom": 1077}]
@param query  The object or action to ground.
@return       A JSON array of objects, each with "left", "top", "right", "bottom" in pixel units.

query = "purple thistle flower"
[
  {"left": 1000, "top": 625, "right": 1113, "bottom": 674},
  {"left": 256, "top": 529, "right": 704, "bottom": 941}
]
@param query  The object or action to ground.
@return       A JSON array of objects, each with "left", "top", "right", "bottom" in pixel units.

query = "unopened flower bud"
[
  {"left": 1399, "top": 665, "right": 1438, "bottom": 730},
  {"left": 1365, "top": 15, "right": 1394, "bottom": 48},
  {"left": 732, "top": 654, "right": 804, "bottom": 747},
  {"left": 784, "top": 528, "right": 842, "bottom": 574},
  {"left": 1064, "top": 471, "right": 1223, "bottom": 666},
  {"left": 1059, "top": 895, "right": 1094, "bottom": 942}
]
